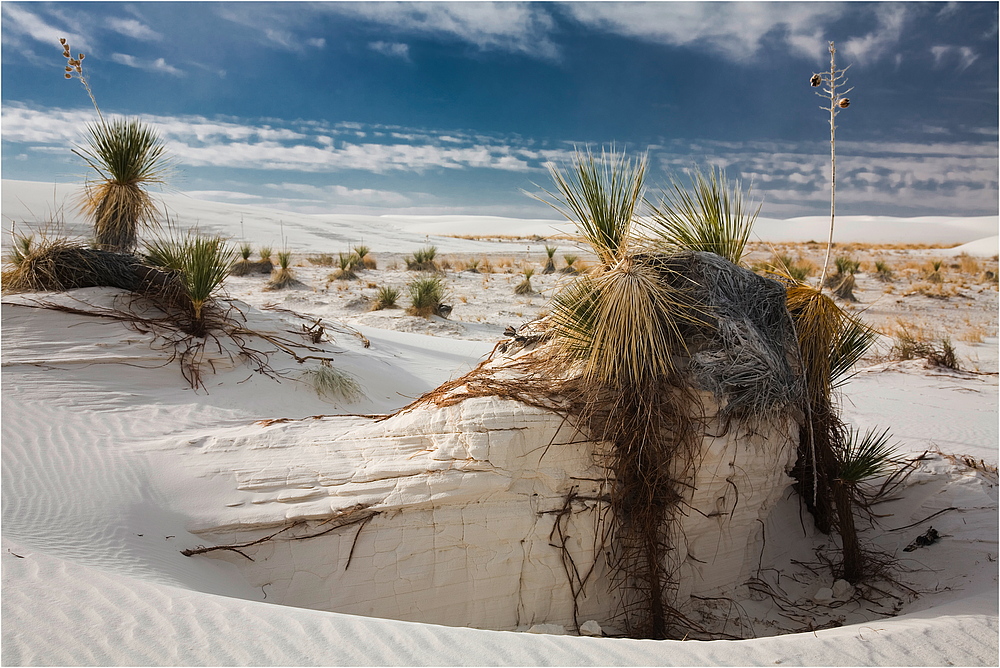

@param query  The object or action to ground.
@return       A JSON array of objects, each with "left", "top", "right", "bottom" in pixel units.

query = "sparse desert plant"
[
  {"left": 645, "top": 164, "right": 760, "bottom": 265},
  {"left": 307, "top": 253, "right": 335, "bottom": 266},
  {"left": 833, "top": 256, "right": 860, "bottom": 276},
  {"left": 255, "top": 246, "right": 274, "bottom": 274},
  {"left": 926, "top": 260, "right": 944, "bottom": 283},
  {"left": 514, "top": 267, "right": 536, "bottom": 295},
  {"left": 302, "top": 360, "right": 362, "bottom": 403},
  {"left": 406, "top": 246, "right": 438, "bottom": 271},
  {"left": 542, "top": 244, "right": 557, "bottom": 274},
  {"left": 888, "top": 323, "right": 960, "bottom": 370},
  {"left": 3, "top": 234, "right": 138, "bottom": 293},
  {"left": 267, "top": 250, "right": 298, "bottom": 289},
  {"left": 371, "top": 285, "right": 400, "bottom": 311},
  {"left": 465, "top": 258, "right": 481, "bottom": 273},
  {"left": 957, "top": 254, "right": 981, "bottom": 276},
  {"left": 479, "top": 258, "right": 494, "bottom": 273},
  {"left": 7, "top": 232, "right": 36, "bottom": 268},
  {"left": 560, "top": 254, "right": 579, "bottom": 274},
  {"left": 874, "top": 259, "right": 893, "bottom": 282},
  {"left": 330, "top": 252, "right": 358, "bottom": 281},
  {"left": 407, "top": 276, "right": 445, "bottom": 317}
]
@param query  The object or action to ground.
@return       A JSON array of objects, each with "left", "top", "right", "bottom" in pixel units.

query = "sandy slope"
[{"left": 2, "top": 180, "right": 997, "bottom": 665}]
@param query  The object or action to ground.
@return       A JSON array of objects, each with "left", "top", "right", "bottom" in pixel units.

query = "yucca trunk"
[
  {"left": 833, "top": 480, "right": 863, "bottom": 583},
  {"left": 92, "top": 182, "right": 147, "bottom": 253}
]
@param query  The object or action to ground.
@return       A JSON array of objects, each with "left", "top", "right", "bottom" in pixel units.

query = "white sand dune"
[{"left": 2, "top": 180, "right": 997, "bottom": 665}]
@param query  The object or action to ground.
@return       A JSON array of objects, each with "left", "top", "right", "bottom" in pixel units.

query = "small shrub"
[
  {"left": 889, "top": 323, "right": 961, "bottom": 370},
  {"left": 307, "top": 253, "right": 335, "bottom": 266},
  {"left": 465, "top": 258, "right": 481, "bottom": 273},
  {"left": 256, "top": 246, "right": 274, "bottom": 274},
  {"left": 479, "top": 258, "right": 494, "bottom": 274},
  {"left": 231, "top": 242, "right": 255, "bottom": 275},
  {"left": 926, "top": 260, "right": 944, "bottom": 284},
  {"left": 834, "top": 256, "right": 860, "bottom": 276},
  {"left": 406, "top": 246, "right": 438, "bottom": 271},
  {"left": 371, "top": 285, "right": 399, "bottom": 310},
  {"left": 874, "top": 259, "right": 893, "bottom": 282},
  {"left": 407, "top": 276, "right": 445, "bottom": 317},
  {"left": 352, "top": 245, "right": 376, "bottom": 270},
  {"left": 267, "top": 250, "right": 298, "bottom": 289}
]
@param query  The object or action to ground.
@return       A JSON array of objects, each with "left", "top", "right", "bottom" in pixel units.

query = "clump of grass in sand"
[
  {"left": 371, "top": 285, "right": 400, "bottom": 311},
  {"left": 3, "top": 232, "right": 136, "bottom": 293},
  {"left": 256, "top": 246, "right": 274, "bottom": 274},
  {"left": 873, "top": 258, "right": 893, "bottom": 282},
  {"left": 406, "top": 246, "right": 438, "bottom": 271},
  {"left": 925, "top": 259, "right": 944, "bottom": 284},
  {"left": 330, "top": 252, "right": 358, "bottom": 281},
  {"left": 302, "top": 361, "right": 362, "bottom": 403},
  {"left": 406, "top": 276, "right": 445, "bottom": 317},
  {"left": 464, "top": 258, "right": 481, "bottom": 273},
  {"left": 887, "top": 321, "right": 960, "bottom": 370},
  {"left": 266, "top": 250, "right": 298, "bottom": 289},
  {"left": 755, "top": 253, "right": 811, "bottom": 282},
  {"left": 307, "top": 253, "right": 335, "bottom": 266},
  {"left": 542, "top": 244, "right": 558, "bottom": 274},
  {"left": 825, "top": 255, "right": 860, "bottom": 301},
  {"left": 514, "top": 267, "right": 537, "bottom": 295}
]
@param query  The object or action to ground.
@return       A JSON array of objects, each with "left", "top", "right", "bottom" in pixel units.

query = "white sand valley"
[{"left": 2, "top": 180, "right": 997, "bottom": 665}]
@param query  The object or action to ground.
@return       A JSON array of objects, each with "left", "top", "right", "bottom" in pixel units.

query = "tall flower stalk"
[{"left": 811, "top": 41, "right": 853, "bottom": 291}]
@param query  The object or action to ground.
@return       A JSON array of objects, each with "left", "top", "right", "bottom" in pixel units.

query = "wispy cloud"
[
  {"left": 931, "top": 45, "right": 979, "bottom": 72},
  {"left": 841, "top": 4, "right": 908, "bottom": 63},
  {"left": 1, "top": 3, "right": 92, "bottom": 52},
  {"left": 110, "top": 53, "right": 184, "bottom": 76},
  {"left": 106, "top": 17, "right": 161, "bottom": 41},
  {"left": 325, "top": 2, "right": 558, "bottom": 59}
]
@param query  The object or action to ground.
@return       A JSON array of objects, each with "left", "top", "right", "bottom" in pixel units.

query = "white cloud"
[
  {"left": 369, "top": 41, "right": 410, "bottom": 60},
  {"left": 110, "top": 53, "right": 183, "bottom": 76},
  {"left": 1, "top": 4, "right": 92, "bottom": 52},
  {"left": 931, "top": 45, "right": 979, "bottom": 71},
  {"left": 107, "top": 17, "right": 161, "bottom": 41},
  {"left": 328, "top": 2, "right": 558, "bottom": 59},
  {"left": 841, "top": 4, "right": 907, "bottom": 63}
]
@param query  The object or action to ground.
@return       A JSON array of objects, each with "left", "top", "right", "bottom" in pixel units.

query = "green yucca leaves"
[
  {"left": 836, "top": 426, "right": 897, "bottom": 484},
  {"left": 74, "top": 117, "right": 169, "bottom": 253},
  {"left": 407, "top": 276, "right": 445, "bottom": 316},
  {"left": 145, "top": 232, "right": 235, "bottom": 330},
  {"left": 533, "top": 147, "right": 647, "bottom": 268},
  {"left": 646, "top": 165, "right": 760, "bottom": 265}
]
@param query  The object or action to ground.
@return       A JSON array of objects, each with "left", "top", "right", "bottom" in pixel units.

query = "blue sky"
[{"left": 3, "top": 2, "right": 997, "bottom": 219}]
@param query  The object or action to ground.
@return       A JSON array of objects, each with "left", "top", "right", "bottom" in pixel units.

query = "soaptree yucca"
[
  {"left": 536, "top": 147, "right": 707, "bottom": 638},
  {"left": 646, "top": 165, "right": 760, "bottom": 266}
]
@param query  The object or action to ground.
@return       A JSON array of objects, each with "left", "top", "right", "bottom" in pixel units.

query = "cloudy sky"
[{"left": 2, "top": 1, "right": 997, "bottom": 219}]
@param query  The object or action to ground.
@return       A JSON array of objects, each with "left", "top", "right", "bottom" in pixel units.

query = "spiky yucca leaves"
[
  {"left": 784, "top": 283, "right": 880, "bottom": 582},
  {"left": 542, "top": 244, "right": 557, "bottom": 274},
  {"left": 406, "top": 246, "right": 438, "bottom": 271},
  {"left": 834, "top": 426, "right": 897, "bottom": 582},
  {"left": 560, "top": 254, "right": 579, "bottom": 274},
  {"left": 874, "top": 259, "right": 893, "bottom": 282},
  {"left": 407, "top": 276, "right": 445, "bottom": 317},
  {"left": 646, "top": 166, "right": 760, "bottom": 265},
  {"left": 144, "top": 232, "right": 235, "bottom": 336},
  {"left": 231, "top": 242, "right": 255, "bottom": 276},
  {"left": 266, "top": 251, "right": 299, "bottom": 289},
  {"left": 371, "top": 285, "right": 399, "bottom": 311},
  {"left": 533, "top": 147, "right": 647, "bottom": 269},
  {"left": 352, "top": 244, "right": 376, "bottom": 270},
  {"left": 331, "top": 252, "right": 358, "bottom": 280},
  {"left": 74, "top": 117, "right": 168, "bottom": 253}
]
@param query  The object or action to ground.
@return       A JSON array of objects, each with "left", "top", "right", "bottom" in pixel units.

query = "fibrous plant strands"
[{"left": 2, "top": 241, "right": 143, "bottom": 294}]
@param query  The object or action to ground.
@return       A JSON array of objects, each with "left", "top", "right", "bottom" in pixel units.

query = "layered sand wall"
[{"left": 181, "top": 394, "right": 797, "bottom": 631}]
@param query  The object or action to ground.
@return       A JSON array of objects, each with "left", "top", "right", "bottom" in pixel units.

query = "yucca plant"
[
  {"left": 514, "top": 267, "right": 537, "bottom": 295},
  {"left": 646, "top": 165, "right": 760, "bottom": 265},
  {"left": 352, "top": 244, "right": 376, "bottom": 270},
  {"left": 406, "top": 246, "right": 438, "bottom": 271},
  {"left": 230, "top": 242, "right": 255, "bottom": 276},
  {"left": 145, "top": 232, "right": 235, "bottom": 337},
  {"left": 465, "top": 258, "right": 481, "bottom": 273},
  {"left": 926, "top": 260, "right": 944, "bottom": 284},
  {"left": 371, "top": 285, "right": 400, "bottom": 311},
  {"left": 833, "top": 426, "right": 897, "bottom": 582},
  {"left": 256, "top": 246, "right": 274, "bottom": 274},
  {"left": 407, "top": 276, "right": 445, "bottom": 317},
  {"left": 874, "top": 259, "right": 893, "bottom": 282},
  {"left": 7, "top": 232, "right": 35, "bottom": 268},
  {"left": 560, "top": 254, "right": 579, "bottom": 274},
  {"left": 267, "top": 250, "right": 296, "bottom": 289},
  {"left": 61, "top": 38, "right": 169, "bottom": 255},
  {"left": 331, "top": 252, "right": 358, "bottom": 280},
  {"left": 542, "top": 244, "right": 558, "bottom": 274}
]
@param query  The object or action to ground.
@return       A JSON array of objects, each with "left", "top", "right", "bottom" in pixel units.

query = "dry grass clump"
[
  {"left": 302, "top": 361, "right": 363, "bottom": 403},
  {"left": 753, "top": 253, "right": 812, "bottom": 282},
  {"left": 371, "top": 285, "right": 400, "bottom": 311},
  {"left": 307, "top": 253, "right": 335, "bottom": 266},
  {"left": 462, "top": 258, "right": 481, "bottom": 273},
  {"left": 353, "top": 245, "right": 376, "bottom": 270},
  {"left": 560, "top": 254, "right": 580, "bottom": 274},
  {"left": 958, "top": 323, "right": 988, "bottom": 344},
  {"left": 873, "top": 258, "right": 893, "bottom": 282},
  {"left": 406, "top": 276, "right": 446, "bottom": 317},
  {"left": 956, "top": 254, "right": 981, "bottom": 276},
  {"left": 886, "top": 321, "right": 960, "bottom": 369},
  {"left": 406, "top": 246, "right": 438, "bottom": 271},
  {"left": 925, "top": 260, "right": 944, "bottom": 284},
  {"left": 256, "top": 246, "right": 274, "bottom": 274},
  {"left": 3, "top": 233, "right": 141, "bottom": 294},
  {"left": 514, "top": 267, "right": 537, "bottom": 295},
  {"left": 823, "top": 256, "right": 860, "bottom": 301}
]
